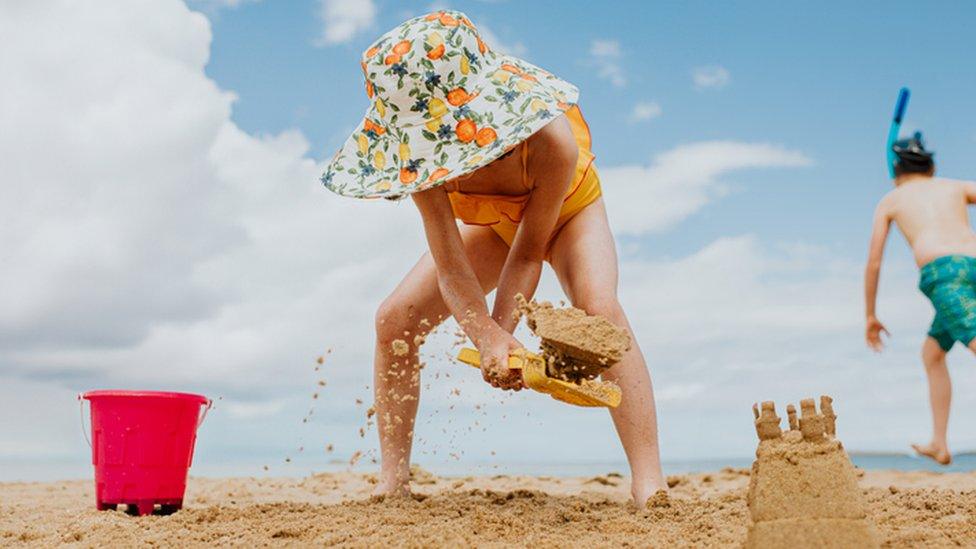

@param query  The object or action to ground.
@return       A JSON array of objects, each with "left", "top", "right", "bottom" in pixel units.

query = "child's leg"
[
  {"left": 912, "top": 337, "right": 951, "bottom": 465},
  {"left": 548, "top": 198, "right": 666, "bottom": 505},
  {"left": 373, "top": 226, "right": 508, "bottom": 495}
]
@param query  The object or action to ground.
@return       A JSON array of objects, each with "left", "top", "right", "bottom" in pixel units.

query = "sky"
[{"left": 2, "top": 0, "right": 976, "bottom": 481}]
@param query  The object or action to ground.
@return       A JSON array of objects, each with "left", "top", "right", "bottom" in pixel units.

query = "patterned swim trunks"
[{"left": 919, "top": 255, "right": 976, "bottom": 351}]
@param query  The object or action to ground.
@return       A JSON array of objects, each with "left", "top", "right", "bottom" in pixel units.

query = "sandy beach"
[{"left": 2, "top": 467, "right": 975, "bottom": 547}]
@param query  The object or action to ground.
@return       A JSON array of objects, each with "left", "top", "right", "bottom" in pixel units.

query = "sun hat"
[{"left": 321, "top": 10, "right": 579, "bottom": 199}]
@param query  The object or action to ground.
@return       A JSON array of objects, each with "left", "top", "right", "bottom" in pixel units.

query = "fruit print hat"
[{"left": 321, "top": 10, "right": 579, "bottom": 199}]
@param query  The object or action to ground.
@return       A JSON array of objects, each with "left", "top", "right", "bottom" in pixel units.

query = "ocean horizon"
[{"left": 4, "top": 452, "right": 974, "bottom": 484}]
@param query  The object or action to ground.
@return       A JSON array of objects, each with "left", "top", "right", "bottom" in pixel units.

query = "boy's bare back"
[{"left": 877, "top": 177, "right": 976, "bottom": 267}]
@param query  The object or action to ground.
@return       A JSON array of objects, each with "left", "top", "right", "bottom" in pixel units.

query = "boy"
[{"left": 864, "top": 132, "right": 976, "bottom": 465}]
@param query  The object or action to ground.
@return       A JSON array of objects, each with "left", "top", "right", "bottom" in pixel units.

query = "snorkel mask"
[{"left": 892, "top": 132, "right": 934, "bottom": 171}]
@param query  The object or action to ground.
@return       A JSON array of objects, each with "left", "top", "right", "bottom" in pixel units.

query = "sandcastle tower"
[{"left": 744, "top": 396, "right": 879, "bottom": 548}]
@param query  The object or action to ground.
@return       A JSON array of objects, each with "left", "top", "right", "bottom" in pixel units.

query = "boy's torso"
[{"left": 884, "top": 177, "right": 976, "bottom": 267}]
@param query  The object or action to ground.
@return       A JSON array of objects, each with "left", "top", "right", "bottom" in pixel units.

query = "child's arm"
[
  {"left": 491, "top": 118, "right": 577, "bottom": 332},
  {"left": 412, "top": 187, "right": 523, "bottom": 390},
  {"left": 962, "top": 180, "right": 976, "bottom": 204},
  {"left": 864, "top": 199, "right": 892, "bottom": 351}
]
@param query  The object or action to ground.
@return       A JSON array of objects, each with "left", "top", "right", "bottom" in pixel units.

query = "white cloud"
[
  {"left": 223, "top": 397, "right": 288, "bottom": 419},
  {"left": 425, "top": 1, "right": 451, "bottom": 11},
  {"left": 314, "top": 0, "right": 376, "bottom": 46},
  {"left": 608, "top": 235, "right": 961, "bottom": 458},
  {"left": 590, "top": 39, "right": 621, "bottom": 58},
  {"left": 191, "top": 0, "right": 261, "bottom": 10},
  {"left": 2, "top": 0, "right": 968, "bottom": 477},
  {"left": 655, "top": 383, "right": 705, "bottom": 403},
  {"left": 0, "top": 0, "right": 423, "bottom": 460},
  {"left": 601, "top": 141, "right": 812, "bottom": 235},
  {"left": 629, "top": 101, "right": 662, "bottom": 123},
  {"left": 589, "top": 39, "right": 626, "bottom": 88},
  {"left": 692, "top": 65, "right": 731, "bottom": 90}
]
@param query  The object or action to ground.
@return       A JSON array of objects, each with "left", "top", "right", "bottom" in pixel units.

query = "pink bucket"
[{"left": 80, "top": 390, "right": 211, "bottom": 516}]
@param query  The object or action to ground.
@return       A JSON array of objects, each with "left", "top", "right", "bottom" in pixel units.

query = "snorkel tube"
[{"left": 886, "top": 87, "right": 911, "bottom": 178}]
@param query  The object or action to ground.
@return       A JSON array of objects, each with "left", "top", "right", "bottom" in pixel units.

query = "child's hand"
[
  {"left": 865, "top": 316, "right": 890, "bottom": 352},
  {"left": 478, "top": 329, "right": 525, "bottom": 391}
]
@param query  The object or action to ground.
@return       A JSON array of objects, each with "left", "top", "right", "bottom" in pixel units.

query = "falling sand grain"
[{"left": 391, "top": 339, "right": 410, "bottom": 357}]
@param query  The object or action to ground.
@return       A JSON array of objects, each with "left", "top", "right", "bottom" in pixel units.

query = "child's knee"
[
  {"left": 375, "top": 296, "right": 410, "bottom": 341},
  {"left": 921, "top": 346, "right": 947, "bottom": 371},
  {"left": 923, "top": 360, "right": 948, "bottom": 375},
  {"left": 575, "top": 294, "right": 625, "bottom": 323}
]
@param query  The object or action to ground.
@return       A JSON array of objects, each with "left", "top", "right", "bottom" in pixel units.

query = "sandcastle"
[{"left": 744, "top": 396, "right": 880, "bottom": 548}]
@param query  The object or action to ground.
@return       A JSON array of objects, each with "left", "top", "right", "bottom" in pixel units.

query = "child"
[
  {"left": 864, "top": 132, "right": 976, "bottom": 465},
  {"left": 322, "top": 11, "right": 665, "bottom": 503}
]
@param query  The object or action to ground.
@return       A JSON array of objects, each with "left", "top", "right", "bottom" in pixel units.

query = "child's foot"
[
  {"left": 632, "top": 481, "right": 667, "bottom": 508},
  {"left": 911, "top": 442, "right": 952, "bottom": 465},
  {"left": 371, "top": 479, "right": 411, "bottom": 499}
]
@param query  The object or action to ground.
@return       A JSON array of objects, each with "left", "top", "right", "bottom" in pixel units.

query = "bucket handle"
[
  {"left": 77, "top": 394, "right": 91, "bottom": 449},
  {"left": 198, "top": 399, "right": 213, "bottom": 429}
]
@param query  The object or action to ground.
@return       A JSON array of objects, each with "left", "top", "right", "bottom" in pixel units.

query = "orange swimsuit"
[{"left": 446, "top": 105, "right": 601, "bottom": 248}]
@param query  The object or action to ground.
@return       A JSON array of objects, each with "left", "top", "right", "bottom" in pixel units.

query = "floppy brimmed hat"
[{"left": 321, "top": 10, "right": 579, "bottom": 199}]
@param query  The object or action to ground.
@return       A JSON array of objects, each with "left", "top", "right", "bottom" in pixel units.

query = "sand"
[
  {"left": 516, "top": 296, "right": 630, "bottom": 382},
  {"left": 391, "top": 339, "right": 410, "bottom": 357},
  {"left": 2, "top": 468, "right": 975, "bottom": 547}
]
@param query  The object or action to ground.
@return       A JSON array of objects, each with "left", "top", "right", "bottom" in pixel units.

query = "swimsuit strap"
[{"left": 520, "top": 140, "right": 532, "bottom": 191}]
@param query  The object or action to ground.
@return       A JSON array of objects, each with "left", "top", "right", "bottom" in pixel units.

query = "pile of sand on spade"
[
  {"left": 4, "top": 467, "right": 976, "bottom": 547},
  {"left": 516, "top": 295, "right": 630, "bottom": 381}
]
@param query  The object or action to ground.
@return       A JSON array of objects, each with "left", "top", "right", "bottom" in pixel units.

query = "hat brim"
[{"left": 322, "top": 52, "right": 579, "bottom": 199}]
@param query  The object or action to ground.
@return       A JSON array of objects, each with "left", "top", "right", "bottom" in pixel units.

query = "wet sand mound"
[
  {"left": 745, "top": 396, "right": 880, "bottom": 548},
  {"left": 516, "top": 296, "right": 630, "bottom": 381}
]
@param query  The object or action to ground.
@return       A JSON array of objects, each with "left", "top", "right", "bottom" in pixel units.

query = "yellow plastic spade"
[{"left": 456, "top": 348, "right": 621, "bottom": 408}]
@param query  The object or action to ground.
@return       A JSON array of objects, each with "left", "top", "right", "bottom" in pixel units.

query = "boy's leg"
[
  {"left": 912, "top": 336, "right": 952, "bottom": 465},
  {"left": 373, "top": 225, "right": 508, "bottom": 495},
  {"left": 548, "top": 198, "right": 666, "bottom": 506}
]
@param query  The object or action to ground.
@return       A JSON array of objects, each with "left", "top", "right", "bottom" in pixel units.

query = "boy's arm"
[
  {"left": 864, "top": 200, "right": 892, "bottom": 351},
  {"left": 962, "top": 181, "right": 976, "bottom": 204},
  {"left": 491, "top": 118, "right": 576, "bottom": 332}
]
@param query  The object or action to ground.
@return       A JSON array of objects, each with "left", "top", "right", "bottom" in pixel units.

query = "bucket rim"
[{"left": 81, "top": 390, "right": 209, "bottom": 404}]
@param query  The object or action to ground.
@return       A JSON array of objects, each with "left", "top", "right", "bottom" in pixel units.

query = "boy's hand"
[
  {"left": 478, "top": 329, "right": 525, "bottom": 391},
  {"left": 865, "top": 316, "right": 890, "bottom": 352}
]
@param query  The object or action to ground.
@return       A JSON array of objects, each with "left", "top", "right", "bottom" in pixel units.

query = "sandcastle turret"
[
  {"left": 799, "top": 398, "right": 825, "bottom": 442},
  {"left": 820, "top": 395, "right": 836, "bottom": 436},
  {"left": 753, "top": 401, "right": 782, "bottom": 441},
  {"left": 786, "top": 404, "right": 798, "bottom": 431},
  {"left": 745, "top": 396, "right": 879, "bottom": 548}
]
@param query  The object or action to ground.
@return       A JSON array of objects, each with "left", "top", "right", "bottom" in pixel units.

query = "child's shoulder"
[
  {"left": 875, "top": 188, "right": 898, "bottom": 210},
  {"left": 934, "top": 177, "right": 976, "bottom": 187},
  {"left": 927, "top": 177, "right": 976, "bottom": 199},
  {"left": 875, "top": 185, "right": 915, "bottom": 216}
]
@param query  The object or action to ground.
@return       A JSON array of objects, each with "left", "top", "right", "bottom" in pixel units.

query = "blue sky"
[
  {"left": 4, "top": 0, "right": 976, "bottom": 480},
  {"left": 204, "top": 0, "right": 976, "bottom": 258}
]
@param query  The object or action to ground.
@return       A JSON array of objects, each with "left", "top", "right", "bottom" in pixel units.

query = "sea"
[{"left": 3, "top": 453, "right": 975, "bottom": 483}]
